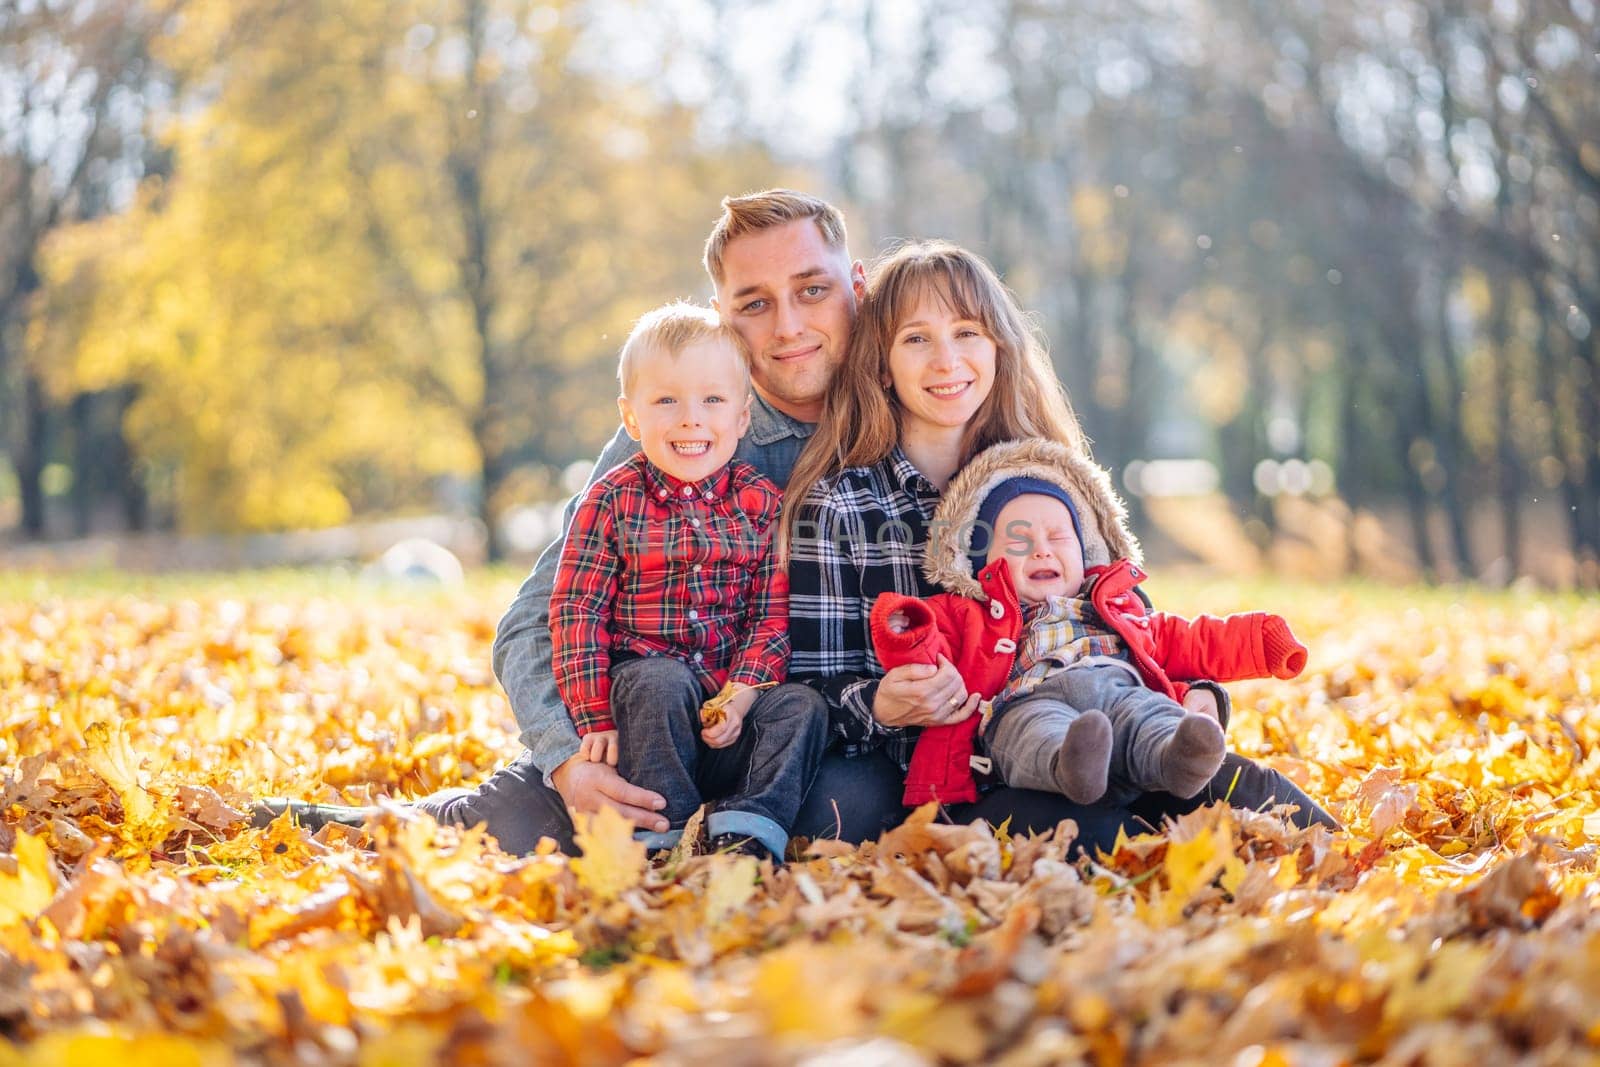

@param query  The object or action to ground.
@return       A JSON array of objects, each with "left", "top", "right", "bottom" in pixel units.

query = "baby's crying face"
[{"left": 987, "top": 494, "right": 1086, "bottom": 604}]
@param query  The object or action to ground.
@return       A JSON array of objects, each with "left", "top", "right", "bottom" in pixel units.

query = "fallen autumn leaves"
[{"left": 2, "top": 579, "right": 1599, "bottom": 1065}]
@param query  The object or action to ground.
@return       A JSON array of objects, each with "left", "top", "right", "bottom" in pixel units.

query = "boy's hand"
[
  {"left": 579, "top": 729, "right": 619, "bottom": 765},
  {"left": 886, "top": 609, "right": 911, "bottom": 634},
  {"left": 701, "top": 685, "right": 756, "bottom": 749}
]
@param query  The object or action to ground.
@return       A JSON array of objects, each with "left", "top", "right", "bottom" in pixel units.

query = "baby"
[
  {"left": 549, "top": 303, "right": 827, "bottom": 860},
  {"left": 870, "top": 438, "right": 1306, "bottom": 807}
]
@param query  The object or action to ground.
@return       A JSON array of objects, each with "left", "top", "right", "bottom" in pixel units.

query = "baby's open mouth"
[
  {"left": 1027, "top": 567, "right": 1061, "bottom": 581},
  {"left": 671, "top": 441, "right": 710, "bottom": 456}
]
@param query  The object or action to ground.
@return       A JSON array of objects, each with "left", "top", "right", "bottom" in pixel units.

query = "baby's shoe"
[
  {"left": 1053, "top": 709, "right": 1113, "bottom": 804},
  {"left": 1158, "top": 714, "right": 1225, "bottom": 798}
]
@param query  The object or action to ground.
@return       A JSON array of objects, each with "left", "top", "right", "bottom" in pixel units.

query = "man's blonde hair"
[
  {"left": 618, "top": 302, "right": 749, "bottom": 397},
  {"left": 702, "top": 189, "right": 849, "bottom": 286}
]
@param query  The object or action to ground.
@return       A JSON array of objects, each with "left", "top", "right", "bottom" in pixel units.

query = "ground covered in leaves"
[{"left": 2, "top": 572, "right": 1599, "bottom": 1066}]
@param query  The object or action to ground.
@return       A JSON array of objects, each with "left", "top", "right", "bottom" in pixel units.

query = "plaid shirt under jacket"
[
  {"left": 550, "top": 453, "right": 788, "bottom": 735},
  {"left": 993, "top": 596, "right": 1127, "bottom": 707},
  {"left": 787, "top": 448, "right": 943, "bottom": 770}
]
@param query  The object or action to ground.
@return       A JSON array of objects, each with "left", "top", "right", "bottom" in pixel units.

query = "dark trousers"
[
  {"left": 608, "top": 657, "right": 827, "bottom": 852},
  {"left": 418, "top": 745, "right": 1335, "bottom": 858}
]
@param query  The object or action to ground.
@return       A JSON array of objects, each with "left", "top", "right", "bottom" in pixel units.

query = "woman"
[{"left": 783, "top": 239, "right": 1335, "bottom": 849}]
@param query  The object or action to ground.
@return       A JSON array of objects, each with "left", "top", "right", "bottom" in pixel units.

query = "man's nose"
[{"left": 773, "top": 297, "right": 804, "bottom": 341}]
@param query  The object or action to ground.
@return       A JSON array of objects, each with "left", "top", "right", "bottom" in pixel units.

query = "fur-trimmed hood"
[{"left": 926, "top": 438, "right": 1141, "bottom": 600}]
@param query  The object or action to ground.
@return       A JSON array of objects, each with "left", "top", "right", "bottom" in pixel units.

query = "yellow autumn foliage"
[{"left": 2, "top": 574, "right": 1599, "bottom": 1065}]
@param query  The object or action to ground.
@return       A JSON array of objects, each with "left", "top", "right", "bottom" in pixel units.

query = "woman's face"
[{"left": 885, "top": 288, "right": 997, "bottom": 437}]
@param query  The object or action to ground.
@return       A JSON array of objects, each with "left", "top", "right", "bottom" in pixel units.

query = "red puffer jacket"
[{"left": 869, "top": 557, "right": 1307, "bottom": 807}]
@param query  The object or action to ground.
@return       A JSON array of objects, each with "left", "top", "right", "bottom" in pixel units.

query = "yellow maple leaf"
[
  {"left": 83, "top": 720, "right": 171, "bottom": 847},
  {"left": 704, "top": 855, "right": 758, "bottom": 925},
  {"left": 570, "top": 807, "right": 646, "bottom": 901},
  {"left": 1148, "top": 823, "right": 1238, "bottom": 925},
  {"left": 0, "top": 1033, "right": 232, "bottom": 1067},
  {"left": 0, "top": 831, "right": 57, "bottom": 929}
]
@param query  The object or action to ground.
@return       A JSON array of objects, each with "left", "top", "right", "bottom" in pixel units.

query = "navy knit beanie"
[{"left": 967, "top": 476, "right": 1083, "bottom": 576}]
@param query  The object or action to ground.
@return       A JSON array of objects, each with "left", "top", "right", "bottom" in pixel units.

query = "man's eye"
[
  {"left": 738, "top": 299, "right": 768, "bottom": 314},
  {"left": 801, "top": 284, "right": 827, "bottom": 298}
]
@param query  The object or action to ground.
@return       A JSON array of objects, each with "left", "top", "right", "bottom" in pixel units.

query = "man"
[
  {"left": 263, "top": 191, "right": 948, "bottom": 850},
  {"left": 261, "top": 189, "right": 1329, "bottom": 852}
]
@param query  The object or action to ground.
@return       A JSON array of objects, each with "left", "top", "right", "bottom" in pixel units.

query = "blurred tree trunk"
[
  {"left": 15, "top": 374, "right": 48, "bottom": 539},
  {"left": 1486, "top": 274, "right": 1519, "bottom": 578}
]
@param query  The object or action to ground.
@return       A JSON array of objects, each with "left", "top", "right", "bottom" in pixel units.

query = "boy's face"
[
  {"left": 617, "top": 337, "right": 752, "bottom": 484},
  {"left": 987, "top": 494, "right": 1085, "bottom": 604},
  {"left": 713, "top": 219, "right": 866, "bottom": 423}
]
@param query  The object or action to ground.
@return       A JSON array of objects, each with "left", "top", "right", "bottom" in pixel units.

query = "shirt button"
[
  {"left": 688, "top": 609, "right": 699, "bottom": 620},
  {"left": 690, "top": 518, "right": 701, "bottom": 527},
  {"left": 692, "top": 563, "right": 703, "bottom": 572},
  {"left": 657, "top": 489, "right": 668, "bottom": 499},
  {"left": 682, "top": 485, "right": 694, "bottom": 497},
  {"left": 693, "top": 652, "right": 704, "bottom": 662}
]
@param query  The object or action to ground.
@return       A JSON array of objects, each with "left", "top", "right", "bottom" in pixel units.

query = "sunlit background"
[{"left": 2, "top": 0, "right": 1596, "bottom": 586}]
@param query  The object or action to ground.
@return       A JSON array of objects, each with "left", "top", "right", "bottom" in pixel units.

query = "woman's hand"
[{"left": 872, "top": 656, "right": 981, "bottom": 728}]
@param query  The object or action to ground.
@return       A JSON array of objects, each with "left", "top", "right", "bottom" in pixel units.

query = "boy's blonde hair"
[
  {"left": 618, "top": 302, "right": 749, "bottom": 397},
  {"left": 702, "top": 189, "right": 849, "bottom": 286}
]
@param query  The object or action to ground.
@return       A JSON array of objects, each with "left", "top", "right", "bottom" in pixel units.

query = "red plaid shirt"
[{"left": 550, "top": 452, "right": 789, "bottom": 734}]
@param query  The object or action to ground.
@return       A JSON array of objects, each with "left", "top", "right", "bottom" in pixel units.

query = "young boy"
[
  {"left": 550, "top": 303, "right": 827, "bottom": 860},
  {"left": 870, "top": 438, "right": 1307, "bottom": 807}
]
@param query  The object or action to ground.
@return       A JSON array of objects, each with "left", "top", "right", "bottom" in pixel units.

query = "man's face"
[{"left": 713, "top": 219, "right": 866, "bottom": 422}]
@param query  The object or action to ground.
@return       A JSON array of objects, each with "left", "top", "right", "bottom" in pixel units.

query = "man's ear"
[
  {"left": 736, "top": 392, "right": 753, "bottom": 437},
  {"left": 617, "top": 396, "right": 642, "bottom": 442},
  {"left": 851, "top": 260, "right": 867, "bottom": 300}
]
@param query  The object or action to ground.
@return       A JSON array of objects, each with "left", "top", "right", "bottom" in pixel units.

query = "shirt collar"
[
  {"left": 745, "top": 390, "right": 816, "bottom": 446},
  {"left": 887, "top": 445, "right": 942, "bottom": 503},
  {"left": 639, "top": 456, "right": 733, "bottom": 504}
]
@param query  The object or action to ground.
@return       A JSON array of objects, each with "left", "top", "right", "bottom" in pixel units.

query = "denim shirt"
[{"left": 492, "top": 391, "right": 815, "bottom": 775}]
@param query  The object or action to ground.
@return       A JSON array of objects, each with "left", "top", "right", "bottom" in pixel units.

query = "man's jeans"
[
  {"left": 416, "top": 743, "right": 1336, "bottom": 858},
  {"left": 606, "top": 656, "right": 828, "bottom": 857},
  {"left": 416, "top": 744, "right": 904, "bottom": 856}
]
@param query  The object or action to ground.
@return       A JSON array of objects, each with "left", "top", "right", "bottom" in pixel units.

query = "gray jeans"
[{"left": 989, "top": 660, "right": 1191, "bottom": 806}]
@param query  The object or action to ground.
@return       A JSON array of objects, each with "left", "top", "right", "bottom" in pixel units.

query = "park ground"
[{"left": 2, "top": 572, "right": 1599, "bottom": 1065}]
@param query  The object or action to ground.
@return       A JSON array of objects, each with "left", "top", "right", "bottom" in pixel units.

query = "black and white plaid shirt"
[{"left": 787, "top": 447, "right": 944, "bottom": 770}]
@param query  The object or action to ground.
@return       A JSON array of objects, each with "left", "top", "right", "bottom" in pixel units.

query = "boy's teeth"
[{"left": 672, "top": 442, "right": 709, "bottom": 455}]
